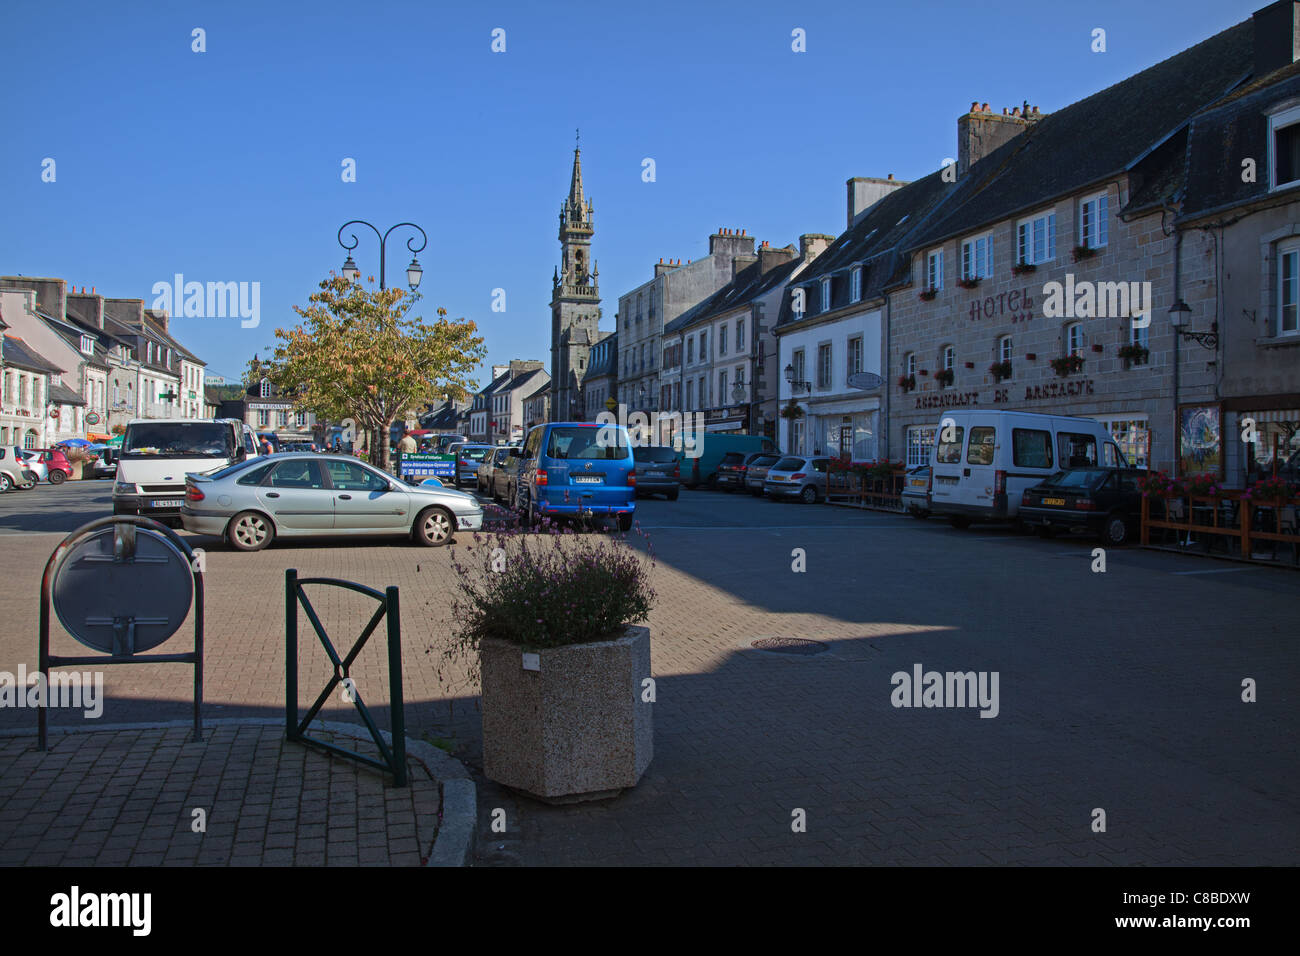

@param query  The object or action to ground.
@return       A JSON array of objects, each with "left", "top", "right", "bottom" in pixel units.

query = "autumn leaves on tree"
[{"left": 256, "top": 274, "right": 486, "bottom": 471}]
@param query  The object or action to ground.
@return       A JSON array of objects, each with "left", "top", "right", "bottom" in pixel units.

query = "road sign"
[
  {"left": 846, "top": 372, "right": 885, "bottom": 391},
  {"left": 399, "top": 453, "right": 455, "bottom": 478}
]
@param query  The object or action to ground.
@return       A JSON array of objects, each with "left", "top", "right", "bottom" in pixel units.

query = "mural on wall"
[{"left": 1178, "top": 403, "right": 1222, "bottom": 476}]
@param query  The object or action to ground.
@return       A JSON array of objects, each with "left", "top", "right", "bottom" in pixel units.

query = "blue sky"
[{"left": 0, "top": 0, "right": 1260, "bottom": 388}]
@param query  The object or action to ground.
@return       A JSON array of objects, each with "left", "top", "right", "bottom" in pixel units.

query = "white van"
[
  {"left": 927, "top": 410, "right": 1126, "bottom": 528},
  {"left": 113, "top": 418, "right": 261, "bottom": 525}
]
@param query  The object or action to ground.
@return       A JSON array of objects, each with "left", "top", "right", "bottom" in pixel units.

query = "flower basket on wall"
[
  {"left": 1049, "top": 354, "right": 1085, "bottom": 377},
  {"left": 779, "top": 399, "right": 805, "bottom": 419},
  {"left": 897, "top": 375, "right": 916, "bottom": 392},
  {"left": 934, "top": 368, "right": 955, "bottom": 386},
  {"left": 918, "top": 288, "right": 938, "bottom": 301},
  {"left": 989, "top": 360, "right": 1012, "bottom": 382}
]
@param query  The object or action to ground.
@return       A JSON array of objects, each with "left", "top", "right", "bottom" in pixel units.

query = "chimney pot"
[
  {"left": 970, "top": 101, "right": 979, "bottom": 112},
  {"left": 981, "top": 103, "right": 990, "bottom": 112}
]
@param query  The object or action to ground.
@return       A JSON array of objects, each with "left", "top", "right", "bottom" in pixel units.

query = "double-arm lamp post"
[{"left": 337, "top": 220, "right": 427, "bottom": 291}]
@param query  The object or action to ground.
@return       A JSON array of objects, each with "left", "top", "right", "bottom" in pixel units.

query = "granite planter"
[{"left": 480, "top": 625, "right": 652, "bottom": 803}]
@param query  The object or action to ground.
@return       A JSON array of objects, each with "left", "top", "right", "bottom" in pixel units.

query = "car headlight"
[{"left": 113, "top": 481, "right": 138, "bottom": 495}]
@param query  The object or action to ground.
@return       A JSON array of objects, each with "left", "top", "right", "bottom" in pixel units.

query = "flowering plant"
[
  {"left": 1138, "top": 470, "right": 1180, "bottom": 497},
  {"left": 989, "top": 360, "right": 1012, "bottom": 381},
  {"left": 1049, "top": 354, "right": 1085, "bottom": 377},
  {"left": 897, "top": 374, "right": 916, "bottom": 392},
  {"left": 1182, "top": 472, "right": 1221, "bottom": 497},
  {"left": 1248, "top": 474, "right": 1293, "bottom": 505},
  {"left": 956, "top": 276, "right": 981, "bottom": 290},
  {"left": 918, "top": 288, "right": 939, "bottom": 301},
  {"left": 440, "top": 520, "right": 656, "bottom": 686}
]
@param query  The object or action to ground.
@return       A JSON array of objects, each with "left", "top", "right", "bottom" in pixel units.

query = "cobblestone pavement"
[
  {"left": 0, "top": 482, "right": 1296, "bottom": 865},
  {"left": 0, "top": 723, "right": 438, "bottom": 866}
]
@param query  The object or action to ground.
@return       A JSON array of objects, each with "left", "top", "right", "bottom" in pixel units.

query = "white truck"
[{"left": 112, "top": 418, "right": 261, "bottom": 526}]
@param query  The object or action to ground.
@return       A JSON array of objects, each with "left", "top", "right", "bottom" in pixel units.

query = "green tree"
[{"left": 257, "top": 274, "right": 485, "bottom": 471}]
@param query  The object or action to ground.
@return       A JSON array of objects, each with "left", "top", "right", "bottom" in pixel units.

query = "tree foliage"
[{"left": 255, "top": 274, "right": 486, "bottom": 470}]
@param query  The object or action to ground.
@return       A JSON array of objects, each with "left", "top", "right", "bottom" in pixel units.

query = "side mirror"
[
  {"left": 235, "top": 446, "right": 247, "bottom": 461},
  {"left": 508, "top": 447, "right": 522, "bottom": 457}
]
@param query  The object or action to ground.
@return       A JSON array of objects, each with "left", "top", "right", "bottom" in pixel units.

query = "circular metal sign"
[
  {"left": 86, "top": 412, "right": 101, "bottom": 425},
  {"left": 52, "top": 526, "right": 195, "bottom": 653},
  {"left": 846, "top": 372, "right": 885, "bottom": 391}
]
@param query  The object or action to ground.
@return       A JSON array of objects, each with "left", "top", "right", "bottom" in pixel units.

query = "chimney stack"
[
  {"left": 1253, "top": 0, "right": 1300, "bottom": 76},
  {"left": 846, "top": 176, "right": 907, "bottom": 227},
  {"left": 957, "top": 101, "right": 1040, "bottom": 176},
  {"left": 799, "top": 234, "right": 835, "bottom": 262}
]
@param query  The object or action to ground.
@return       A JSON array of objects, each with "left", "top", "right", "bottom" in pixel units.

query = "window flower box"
[
  {"left": 988, "top": 360, "right": 1013, "bottom": 382},
  {"left": 934, "top": 368, "right": 955, "bottom": 386},
  {"left": 897, "top": 375, "right": 917, "bottom": 392},
  {"left": 918, "top": 288, "right": 939, "bottom": 301},
  {"left": 1049, "top": 354, "right": 1085, "bottom": 377},
  {"left": 956, "top": 277, "right": 981, "bottom": 290},
  {"left": 1011, "top": 261, "right": 1037, "bottom": 276},
  {"left": 1071, "top": 244, "right": 1098, "bottom": 262},
  {"left": 1117, "top": 344, "right": 1149, "bottom": 367}
]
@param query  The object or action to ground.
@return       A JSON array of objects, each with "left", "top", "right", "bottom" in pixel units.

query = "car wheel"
[
  {"left": 909, "top": 506, "right": 927, "bottom": 520},
  {"left": 48, "top": 470, "right": 66, "bottom": 485},
  {"left": 227, "top": 511, "right": 275, "bottom": 551},
  {"left": 415, "top": 507, "right": 455, "bottom": 547},
  {"left": 667, "top": 488, "right": 679, "bottom": 501},
  {"left": 616, "top": 512, "right": 634, "bottom": 532},
  {"left": 18, "top": 479, "right": 36, "bottom": 490},
  {"left": 948, "top": 515, "right": 972, "bottom": 529},
  {"left": 800, "top": 484, "right": 818, "bottom": 505},
  {"left": 0, "top": 473, "right": 11, "bottom": 493},
  {"left": 1102, "top": 513, "right": 1129, "bottom": 546}
]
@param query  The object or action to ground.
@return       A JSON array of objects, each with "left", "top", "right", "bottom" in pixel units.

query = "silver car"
[
  {"left": 14, "top": 450, "right": 47, "bottom": 488},
  {"left": 179, "top": 453, "right": 484, "bottom": 551},
  {"left": 763, "top": 455, "right": 830, "bottom": 503}
]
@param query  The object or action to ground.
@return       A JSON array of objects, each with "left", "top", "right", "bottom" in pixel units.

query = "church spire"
[{"left": 568, "top": 143, "right": 585, "bottom": 212}]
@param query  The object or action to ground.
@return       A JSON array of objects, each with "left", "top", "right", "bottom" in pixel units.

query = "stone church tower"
[{"left": 550, "top": 145, "right": 601, "bottom": 421}]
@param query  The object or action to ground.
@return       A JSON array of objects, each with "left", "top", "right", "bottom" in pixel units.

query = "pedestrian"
[{"left": 398, "top": 432, "right": 417, "bottom": 456}]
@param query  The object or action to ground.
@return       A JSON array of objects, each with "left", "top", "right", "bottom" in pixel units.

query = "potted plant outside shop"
[{"left": 441, "top": 523, "right": 657, "bottom": 802}]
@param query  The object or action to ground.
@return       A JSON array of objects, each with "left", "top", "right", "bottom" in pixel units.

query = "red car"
[{"left": 32, "top": 448, "right": 73, "bottom": 484}]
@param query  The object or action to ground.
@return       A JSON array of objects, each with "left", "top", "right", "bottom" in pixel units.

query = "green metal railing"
[{"left": 285, "top": 569, "right": 407, "bottom": 786}]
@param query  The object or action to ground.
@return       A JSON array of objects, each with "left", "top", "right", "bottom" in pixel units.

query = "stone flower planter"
[{"left": 480, "top": 625, "right": 652, "bottom": 803}]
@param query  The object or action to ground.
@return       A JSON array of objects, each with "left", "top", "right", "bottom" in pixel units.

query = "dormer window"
[
  {"left": 80, "top": 334, "right": 95, "bottom": 355},
  {"left": 259, "top": 379, "right": 271, "bottom": 398},
  {"left": 820, "top": 277, "right": 832, "bottom": 312},
  {"left": 1269, "top": 103, "right": 1300, "bottom": 191},
  {"left": 850, "top": 266, "right": 862, "bottom": 303}
]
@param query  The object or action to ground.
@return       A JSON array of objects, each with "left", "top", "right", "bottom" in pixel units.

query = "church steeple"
[{"left": 550, "top": 139, "right": 601, "bottom": 421}]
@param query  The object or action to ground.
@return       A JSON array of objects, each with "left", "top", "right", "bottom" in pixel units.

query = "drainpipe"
[
  {"left": 883, "top": 293, "right": 891, "bottom": 462},
  {"left": 1167, "top": 204, "right": 1183, "bottom": 476}
]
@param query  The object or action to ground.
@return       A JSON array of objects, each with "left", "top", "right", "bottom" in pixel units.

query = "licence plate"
[
  {"left": 935, "top": 476, "right": 958, "bottom": 485},
  {"left": 573, "top": 475, "right": 601, "bottom": 484},
  {"left": 1042, "top": 497, "right": 1066, "bottom": 506},
  {"left": 152, "top": 498, "right": 183, "bottom": 508}
]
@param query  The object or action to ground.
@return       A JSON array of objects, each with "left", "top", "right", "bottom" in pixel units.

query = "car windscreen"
[
  {"left": 545, "top": 426, "right": 630, "bottom": 460},
  {"left": 634, "top": 446, "right": 678, "bottom": 463},
  {"left": 751, "top": 455, "right": 779, "bottom": 467},
  {"left": 122, "top": 422, "right": 235, "bottom": 458},
  {"left": 459, "top": 447, "right": 491, "bottom": 462},
  {"left": 1042, "top": 469, "right": 1109, "bottom": 489},
  {"left": 719, "top": 453, "right": 745, "bottom": 465},
  {"left": 771, "top": 457, "right": 805, "bottom": 471}
]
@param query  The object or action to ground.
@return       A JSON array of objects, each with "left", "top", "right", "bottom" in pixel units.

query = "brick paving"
[
  {"left": 0, "top": 723, "right": 439, "bottom": 866},
  {"left": 1, "top": 482, "right": 1297, "bottom": 865}
]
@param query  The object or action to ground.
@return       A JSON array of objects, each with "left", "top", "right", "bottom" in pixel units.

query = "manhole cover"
[{"left": 751, "top": 637, "right": 828, "bottom": 656}]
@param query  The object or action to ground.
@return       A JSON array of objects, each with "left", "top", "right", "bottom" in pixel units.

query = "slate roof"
[
  {"left": 585, "top": 333, "right": 618, "bottom": 378},
  {"left": 1, "top": 335, "right": 62, "bottom": 374},
  {"left": 903, "top": 17, "right": 1255, "bottom": 253},
  {"left": 49, "top": 382, "right": 86, "bottom": 406},
  {"left": 665, "top": 255, "right": 804, "bottom": 335},
  {"left": 775, "top": 169, "right": 958, "bottom": 329},
  {"left": 1179, "top": 63, "right": 1300, "bottom": 220}
]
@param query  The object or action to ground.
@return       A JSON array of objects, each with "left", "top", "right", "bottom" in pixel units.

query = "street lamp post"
[{"left": 337, "top": 220, "right": 427, "bottom": 291}]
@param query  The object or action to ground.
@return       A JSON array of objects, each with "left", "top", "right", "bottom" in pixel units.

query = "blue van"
[{"left": 513, "top": 422, "right": 636, "bottom": 531}]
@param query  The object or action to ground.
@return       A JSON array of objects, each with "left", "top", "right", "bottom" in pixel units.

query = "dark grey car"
[
  {"left": 633, "top": 446, "right": 680, "bottom": 500},
  {"left": 743, "top": 453, "right": 782, "bottom": 495}
]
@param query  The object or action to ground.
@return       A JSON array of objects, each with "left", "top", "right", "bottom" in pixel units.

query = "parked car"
[
  {"left": 490, "top": 448, "right": 524, "bottom": 503},
  {"left": 15, "top": 450, "right": 47, "bottom": 487},
  {"left": 901, "top": 465, "right": 931, "bottom": 518},
  {"left": 763, "top": 455, "right": 831, "bottom": 503},
  {"left": 514, "top": 422, "right": 636, "bottom": 530},
  {"left": 477, "top": 446, "right": 513, "bottom": 495},
  {"left": 1019, "top": 467, "right": 1146, "bottom": 545},
  {"left": 179, "top": 452, "right": 483, "bottom": 551},
  {"left": 453, "top": 444, "right": 493, "bottom": 487},
  {"left": 928, "top": 410, "right": 1127, "bottom": 529},
  {"left": 0, "top": 447, "right": 39, "bottom": 493},
  {"left": 632, "top": 445, "right": 680, "bottom": 500},
  {"left": 743, "top": 453, "right": 782, "bottom": 495},
  {"left": 714, "top": 451, "right": 767, "bottom": 493},
  {"left": 90, "top": 447, "right": 118, "bottom": 480},
  {"left": 31, "top": 448, "right": 73, "bottom": 484}
]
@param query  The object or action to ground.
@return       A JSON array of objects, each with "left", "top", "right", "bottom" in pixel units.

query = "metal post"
[
  {"left": 385, "top": 586, "right": 406, "bottom": 787},
  {"left": 193, "top": 561, "right": 205, "bottom": 743},
  {"left": 286, "top": 568, "right": 298, "bottom": 740}
]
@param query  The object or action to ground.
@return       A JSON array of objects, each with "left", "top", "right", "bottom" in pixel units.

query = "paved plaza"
[{"left": 0, "top": 482, "right": 1297, "bottom": 865}]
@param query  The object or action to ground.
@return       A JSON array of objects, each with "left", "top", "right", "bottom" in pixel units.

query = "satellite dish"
[{"left": 52, "top": 524, "right": 194, "bottom": 654}]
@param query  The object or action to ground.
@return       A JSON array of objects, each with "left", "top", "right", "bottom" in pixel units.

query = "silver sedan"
[{"left": 179, "top": 453, "right": 484, "bottom": 551}]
